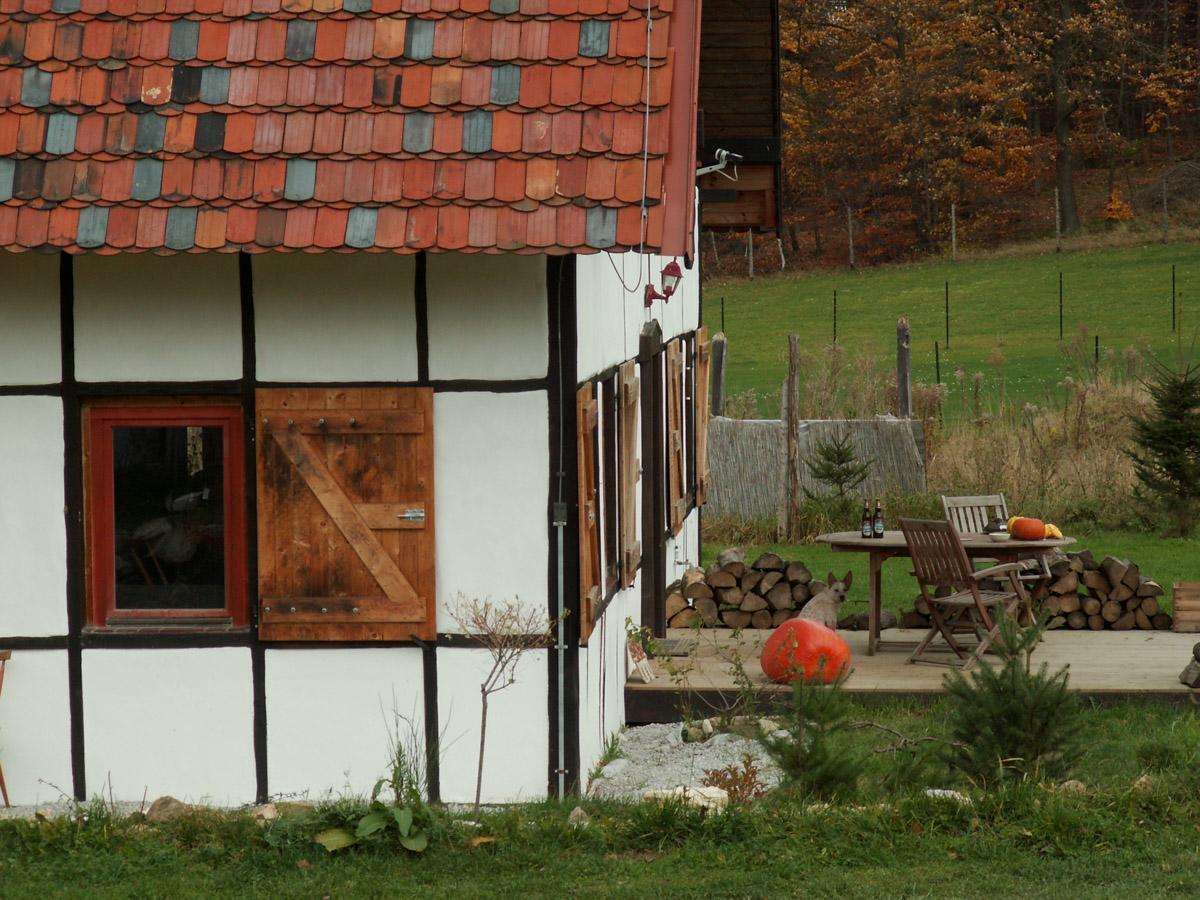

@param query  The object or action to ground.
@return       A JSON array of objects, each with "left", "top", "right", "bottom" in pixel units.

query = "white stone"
[
  {"left": 643, "top": 785, "right": 728, "bottom": 812},
  {"left": 924, "top": 788, "right": 972, "bottom": 805}
]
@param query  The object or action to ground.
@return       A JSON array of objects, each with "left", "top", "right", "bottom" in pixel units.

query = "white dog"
[{"left": 796, "top": 571, "right": 853, "bottom": 629}]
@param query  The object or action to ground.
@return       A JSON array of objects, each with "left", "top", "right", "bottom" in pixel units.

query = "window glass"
[{"left": 112, "top": 425, "right": 226, "bottom": 610}]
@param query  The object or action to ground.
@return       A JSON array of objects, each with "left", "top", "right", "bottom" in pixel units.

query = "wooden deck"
[{"left": 626, "top": 628, "right": 1199, "bottom": 723}]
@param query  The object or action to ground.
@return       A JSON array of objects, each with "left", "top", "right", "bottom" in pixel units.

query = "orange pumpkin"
[
  {"left": 760, "top": 618, "right": 851, "bottom": 684},
  {"left": 1009, "top": 517, "right": 1046, "bottom": 541}
]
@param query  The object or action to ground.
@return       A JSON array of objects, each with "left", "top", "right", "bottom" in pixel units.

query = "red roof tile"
[{"left": 0, "top": 0, "right": 698, "bottom": 256}]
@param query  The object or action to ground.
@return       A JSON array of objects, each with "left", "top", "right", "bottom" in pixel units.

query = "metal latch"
[{"left": 397, "top": 507, "right": 426, "bottom": 522}]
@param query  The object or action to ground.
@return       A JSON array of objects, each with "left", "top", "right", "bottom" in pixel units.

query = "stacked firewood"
[
  {"left": 898, "top": 549, "right": 1174, "bottom": 631},
  {"left": 666, "top": 549, "right": 821, "bottom": 629},
  {"left": 1040, "top": 550, "right": 1173, "bottom": 630}
]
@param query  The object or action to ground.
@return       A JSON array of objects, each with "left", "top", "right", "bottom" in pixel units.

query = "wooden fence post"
[
  {"left": 846, "top": 205, "right": 856, "bottom": 269},
  {"left": 710, "top": 332, "right": 727, "bottom": 417},
  {"left": 897, "top": 317, "right": 911, "bottom": 418},
  {"left": 1055, "top": 187, "right": 1062, "bottom": 253},
  {"left": 785, "top": 335, "right": 802, "bottom": 542},
  {"left": 951, "top": 202, "right": 957, "bottom": 261}
]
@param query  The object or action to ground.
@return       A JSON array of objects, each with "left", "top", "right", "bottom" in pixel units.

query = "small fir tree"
[
  {"left": 941, "top": 614, "right": 1081, "bottom": 787},
  {"left": 1127, "top": 357, "right": 1200, "bottom": 536},
  {"left": 804, "top": 430, "right": 872, "bottom": 499},
  {"left": 759, "top": 667, "right": 861, "bottom": 799}
]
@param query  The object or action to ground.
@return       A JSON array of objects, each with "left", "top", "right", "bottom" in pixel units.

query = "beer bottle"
[
  {"left": 860, "top": 498, "right": 872, "bottom": 538},
  {"left": 872, "top": 499, "right": 885, "bottom": 538}
]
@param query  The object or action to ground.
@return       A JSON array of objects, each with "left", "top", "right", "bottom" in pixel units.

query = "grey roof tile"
[
  {"left": 285, "top": 20, "right": 317, "bottom": 62},
  {"left": 463, "top": 110, "right": 492, "bottom": 153},
  {"left": 579, "top": 20, "right": 610, "bottom": 58},
  {"left": 76, "top": 206, "right": 110, "bottom": 249},
  {"left": 343, "top": 0, "right": 372, "bottom": 10},
  {"left": 132, "top": 158, "right": 163, "bottom": 201},
  {"left": 194, "top": 113, "right": 226, "bottom": 153},
  {"left": 345, "top": 208, "right": 378, "bottom": 249},
  {"left": 171, "top": 66, "right": 203, "bottom": 105},
  {"left": 169, "top": 20, "right": 199, "bottom": 61},
  {"left": 403, "top": 112, "right": 433, "bottom": 153},
  {"left": 199, "top": 67, "right": 230, "bottom": 105},
  {"left": 586, "top": 206, "right": 617, "bottom": 249},
  {"left": 490, "top": 0, "right": 519, "bottom": 13},
  {"left": 44, "top": 113, "right": 77, "bottom": 155},
  {"left": 134, "top": 113, "right": 166, "bottom": 153},
  {"left": 491, "top": 65, "right": 520, "bottom": 105},
  {"left": 165, "top": 207, "right": 198, "bottom": 250},
  {"left": 51, "top": 0, "right": 81, "bottom": 11},
  {"left": 405, "top": 19, "right": 435, "bottom": 61},
  {"left": 0, "top": 159, "right": 13, "bottom": 202},
  {"left": 284, "top": 158, "right": 316, "bottom": 201},
  {"left": 21, "top": 68, "right": 52, "bottom": 108}
]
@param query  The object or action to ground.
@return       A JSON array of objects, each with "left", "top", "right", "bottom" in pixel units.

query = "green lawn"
[
  {"left": 704, "top": 242, "right": 1200, "bottom": 416},
  {"left": 703, "top": 529, "right": 1200, "bottom": 618},
  {"left": 4, "top": 700, "right": 1199, "bottom": 897}
]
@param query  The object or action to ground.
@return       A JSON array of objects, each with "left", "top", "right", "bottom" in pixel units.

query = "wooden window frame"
[
  {"left": 694, "top": 327, "right": 711, "bottom": 505},
  {"left": 84, "top": 399, "right": 248, "bottom": 629},
  {"left": 618, "top": 361, "right": 641, "bottom": 586},
  {"left": 665, "top": 340, "right": 686, "bottom": 535},
  {"left": 600, "top": 374, "right": 620, "bottom": 597},
  {"left": 576, "top": 383, "right": 601, "bottom": 643}
]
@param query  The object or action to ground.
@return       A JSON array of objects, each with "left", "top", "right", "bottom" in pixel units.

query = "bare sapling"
[{"left": 449, "top": 594, "right": 554, "bottom": 820}]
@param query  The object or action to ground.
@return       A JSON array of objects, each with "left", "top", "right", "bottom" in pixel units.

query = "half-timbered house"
[{"left": 0, "top": 0, "right": 709, "bottom": 806}]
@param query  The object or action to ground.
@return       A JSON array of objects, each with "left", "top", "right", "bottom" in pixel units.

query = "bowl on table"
[{"left": 988, "top": 532, "right": 1012, "bottom": 542}]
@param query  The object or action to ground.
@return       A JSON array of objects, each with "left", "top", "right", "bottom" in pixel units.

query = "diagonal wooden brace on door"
[{"left": 269, "top": 427, "right": 424, "bottom": 619}]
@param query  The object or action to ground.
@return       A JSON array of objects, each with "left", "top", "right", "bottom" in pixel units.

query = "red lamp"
[
  {"left": 643, "top": 283, "right": 666, "bottom": 308},
  {"left": 660, "top": 260, "right": 684, "bottom": 298}
]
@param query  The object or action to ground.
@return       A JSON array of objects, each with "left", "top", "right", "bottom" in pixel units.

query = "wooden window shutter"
[
  {"left": 666, "top": 340, "right": 686, "bottom": 535},
  {"left": 255, "top": 388, "right": 435, "bottom": 642},
  {"left": 601, "top": 376, "right": 620, "bottom": 595},
  {"left": 694, "top": 327, "right": 712, "bottom": 505},
  {"left": 618, "top": 360, "right": 641, "bottom": 586},
  {"left": 576, "top": 382, "right": 600, "bottom": 643}
]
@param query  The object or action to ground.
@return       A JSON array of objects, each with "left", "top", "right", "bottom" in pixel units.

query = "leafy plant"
[
  {"left": 701, "top": 754, "right": 768, "bottom": 804},
  {"left": 759, "top": 667, "right": 861, "bottom": 799},
  {"left": 1126, "top": 356, "right": 1200, "bottom": 535},
  {"left": 941, "top": 614, "right": 1082, "bottom": 787},
  {"left": 312, "top": 723, "right": 434, "bottom": 855}
]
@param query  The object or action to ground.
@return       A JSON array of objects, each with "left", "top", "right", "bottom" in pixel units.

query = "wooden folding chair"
[
  {"left": 941, "top": 493, "right": 1051, "bottom": 584},
  {"left": 0, "top": 650, "right": 9, "bottom": 807},
  {"left": 899, "top": 518, "right": 1027, "bottom": 669}
]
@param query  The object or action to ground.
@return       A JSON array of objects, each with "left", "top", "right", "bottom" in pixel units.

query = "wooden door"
[{"left": 256, "top": 388, "right": 435, "bottom": 641}]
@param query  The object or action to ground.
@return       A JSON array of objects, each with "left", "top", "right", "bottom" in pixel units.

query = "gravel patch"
[
  {"left": 0, "top": 800, "right": 145, "bottom": 820},
  {"left": 587, "top": 722, "right": 783, "bottom": 801}
]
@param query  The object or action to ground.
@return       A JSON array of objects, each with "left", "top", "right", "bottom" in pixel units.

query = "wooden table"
[{"left": 816, "top": 531, "right": 1076, "bottom": 655}]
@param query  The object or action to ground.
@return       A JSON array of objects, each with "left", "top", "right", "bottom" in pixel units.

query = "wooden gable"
[{"left": 698, "top": 0, "right": 783, "bottom": 233}]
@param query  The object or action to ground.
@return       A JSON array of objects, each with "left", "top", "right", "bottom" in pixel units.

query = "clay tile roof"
[{"left": 0, "top": 0, "right": 699, "bottom": 255}]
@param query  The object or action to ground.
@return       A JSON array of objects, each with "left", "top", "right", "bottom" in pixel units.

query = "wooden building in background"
[{"left": 697, "top": 0, "right": 783, "bottom": 234}]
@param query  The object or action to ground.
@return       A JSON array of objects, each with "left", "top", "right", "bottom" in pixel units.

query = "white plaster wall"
[
  {"left": 665, "top": 507, "right": 702, "bottom": 587},
  {"left": 575, "top": 244, "right": 701, "bottom": 382},
  {"left": 0, "top": 252, "right": 60, "bottom": 384},
  {"left": 578, "top": 584, "right": 639, "bottom": 789},
  {"left": 253, "top": 253, "right": 418, "bottom": 382},
  {"left": 437, "top": 647, "right": 548, "bottom": 804},
  {"left": 426, "top": 253, "right": 547, "bottom": 381},
  {"left": 83, "top": 648, "right": 256, "bottom": 804},
  {"left": 73, "top": 255, "right": 241, "bottom": 382},
  {"left": 434, "top": 391, "right": 548, "bottom": 632},
  {"left": 0, "top": 650, "right": 74, "bottom": 805},
  {"left": 0, "top": 397, "right": 67, "bottom": 636},
  {"left": 265, "top": 648, "right": 425, "bottom": 800}
]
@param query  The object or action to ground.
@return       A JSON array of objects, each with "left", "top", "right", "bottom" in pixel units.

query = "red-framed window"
[{"left": 84, "top": 400, "right": 247, "bottom": 628}]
